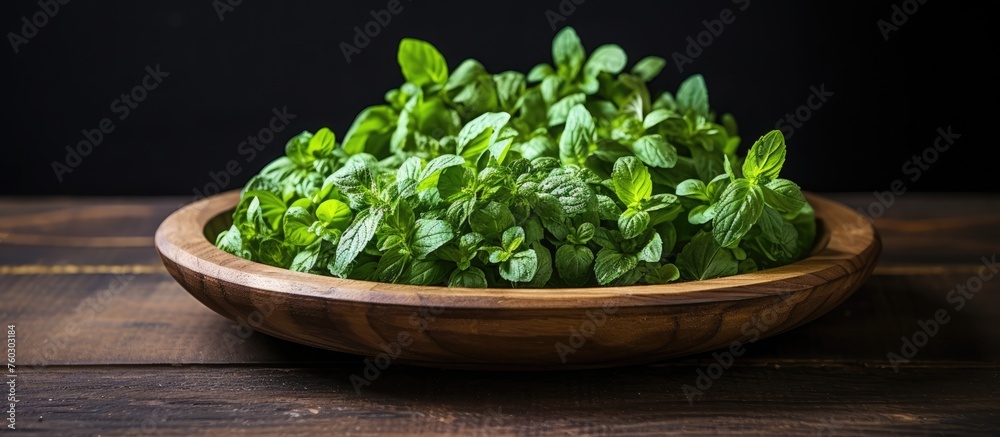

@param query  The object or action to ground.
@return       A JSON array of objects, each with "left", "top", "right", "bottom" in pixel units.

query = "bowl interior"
[{"left": 203, "top": 208, "right": 234, "bottom": 243}]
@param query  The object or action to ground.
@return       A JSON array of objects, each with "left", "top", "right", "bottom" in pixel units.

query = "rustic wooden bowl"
[{"left": 155, "top": 190, "right": 880, "bottom": 370}]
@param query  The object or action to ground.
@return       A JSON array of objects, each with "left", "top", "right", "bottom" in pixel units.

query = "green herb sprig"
[{"left": 215, "top": 27, "right": 815, "bottom": 288}]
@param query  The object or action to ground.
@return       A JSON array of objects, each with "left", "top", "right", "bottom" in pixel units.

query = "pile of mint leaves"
[{"left": 214, "top": 27, "right": 815, "bottom": 288}]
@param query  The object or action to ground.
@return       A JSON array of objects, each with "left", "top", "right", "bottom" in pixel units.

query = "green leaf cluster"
[{"left": 215, "top": 28, "right": 815, "bottom": 287}]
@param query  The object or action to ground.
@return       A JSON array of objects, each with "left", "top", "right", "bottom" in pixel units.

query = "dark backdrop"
[{"left": 2, "top": 0, "right": 996, "bottom": 196}]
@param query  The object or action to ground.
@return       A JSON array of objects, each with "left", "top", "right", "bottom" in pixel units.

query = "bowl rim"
[{"left": 155, "top": 190, "right": 880, "bottom": 310}]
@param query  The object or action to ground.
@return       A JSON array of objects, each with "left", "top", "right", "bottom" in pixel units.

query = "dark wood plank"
[
  {"left": 831, "top": 193, "right": 1000, "bottom": 220},
  {"left": 0, "top": 273, "right": 346, "bottom": 366},
  {"left": 0, "top": 247, "right": 164, "bottom": 269},
  {"left": 0, "top": 197, "right": 178, "bottom": 241},
  {"left": 0, "top": 197, "right": 180, "bottom": 266},
  {"left": 4, "top": 271, "right": 998, "bottom": 366},
  {"left": 14, "top": 365, "right": 1000, "bottom": 435},
  {"left": 830, "top": 193, "right": 1000, "bottom": 266},
  {"left": 737, "top": 272, "right": 1000, "bottom": 363}
]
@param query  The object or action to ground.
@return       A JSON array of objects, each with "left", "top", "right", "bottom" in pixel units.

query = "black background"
[{"left": 2, "top": 0, "right": 996, "bottom": 197}]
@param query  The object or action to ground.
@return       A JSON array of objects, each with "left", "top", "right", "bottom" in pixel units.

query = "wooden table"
[{"left": 2, "top": 194, "right": 998, "bottom": 435}]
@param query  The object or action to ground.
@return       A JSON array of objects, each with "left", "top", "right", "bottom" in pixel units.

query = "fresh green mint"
[{"left": 215, "top": 27, "right": 815, "bottom": 288}]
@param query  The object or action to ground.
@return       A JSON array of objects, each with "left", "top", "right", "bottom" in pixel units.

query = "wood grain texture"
[
  {"left": 153, "top": 191, "right": 881, "bottom": 369},
  {"left": 838, "top": 193, "right": 1000, "bottom": 266},
  {"left": 14, "top": 365, "right": 1000, "bottom": 435},
  {"left": 0, "top": 197, "right": 176, "bottom": 266}
]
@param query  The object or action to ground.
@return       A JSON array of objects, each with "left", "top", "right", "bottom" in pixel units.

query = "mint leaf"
[
  {"left": 559, "top": 104, "right": 595, "bottom": 165},
  {"left": 396, "top": 156, "right": 422, "bottom": 190},
  {"left": 283, "top": 207, "right": 319, "bottom": 246},
  {"left": 688, "top": 204, "right": 717, "bottom": 225},
  {"left": 597, "top": 195, "right": 622, "bottom": 220},
  {"left": 494, "top": 71, "right": 526, "bottom": 110},
  {"left": 572, "top": 223, "right": 596, "bottom": 244},
  {"left": 245, "top": 197, "right": 267, "bottom": 235},
  {"left": 457, "top": 112, "right": 511, "bottom": 162},
  {"left": 449, "top": 267, "right": 488, "bottom": 288},
  {"left": 501, "top": 226, "right": 526, "bottom": 252},
  {"left": 241, "top": 190, "right": 287, "bottom": 231},
  {"left": 526, "top": 242, "right": 554, "bottom": 287},
  {"left": 612, "top": 157, "right": 652, "bottom": 207},
  {"left": 757, "top": 206, "right": 785, "bottom": 243},
  {"left": 595, "top": 248, "right": 638, "bottom": 285},
  {"left": 470, "top": 202, "right": 515, "bottom": 240},
  {"left": 637, "top": 231, "right": 662, "bottom": 263},
  {"left": 376, "top": 248, "right": 409, "bottom": 283},
  {"left": 290, "top": 241, "right": 321, "bottom": 273},
  {"left": 556, "top": 244, "right": 594, "bottom": 287},
  {"left": 676, "top": 232, "right": 739, "bottom": 280},
  {"left": 677, "top": 74, "right": 709, "bottom": 117},
  {"left": 645, "top": 263, "right": 680, "bottom": 284},
  {"left": 762, "top": 178, "right": 806, "bottom": 213},
  {"left": 398, "top": 38, "right": 448, "bottom": 87},
  {"left": 446, "top": 59, "right": 487, "bottom": 91},
  {"left": 791, "top": 202, "right": 817, "bottom": 256},
  {"left": 403, "top": 260, "right": 449, "bottom": 286},
  {"left": 216, "top": 225, "right": 250, "bottom": 260},
  {"left": 713, "top": 179, "right": 765, "bottom": 247},
  {"left": 547, "top": 93, "right": 587, "bottom": 126},
  {"left": 500, "top": 249, "right": 538, "bottom": 283},
  {"left": 742, "top": 130, "right": 787, "bottom": 184},
  {"left": 284, "top": 131, "right": 314, "bottom": 166},
  {"left": 418, "top": 154, "right": 465, "bottom": 191},
  {"left": 552, "top": 27, "right": 585, "bottom": 80},
  {"left": 618, "top": 208, "right": 650, "bottom": 240},
  {"left": 527, "top": 63, "right": 554, "bottom": 83},
  {"left": 631, "top": 56, "right": 667, "bottom": 82},
  {"left": 341, "top": 106, "right": 395, "bottom": 156},
  {"left": 642, "top": 109, "right": 673, "bottom": 130},
  {"left": 330, "top": 159, "right": 373, "bottom": 195},
  {"left": 316, "top": 199, "right": 352, "bottom": 230},
  {"left": 584, "top": 44, "right": 627, "bottom": 76},
  {"left": 410, "top": 219, "right": 454, "bottom": 259},
  {"left": 631, "top": 134, "right": 677, "bottom": 168},
  {"left": 676, "top": 179, "right": 709, "bottom": 201},
  {"left": 437, "top": 166, "right": 473, "bottom": 202},
  {"left": 751, "top": 222, "right": 800, "bottom": 266},
  {"left": 308, "top": 127, "right": 335, "bottom": 158},
  {"left": 518, "top": 135, "right": 555, "bottom": 160},
  {"left": 539, "top": 169, "right": 593, "bottom": 216},
  {"left": 706, "top": 174, "right": 731, "bottom": 202},
  {"left": 258, "top": 238, "right": 291, "bottom": 268},
  {"left": 330, "top": 208, "right": 385, "bottom": 277}
]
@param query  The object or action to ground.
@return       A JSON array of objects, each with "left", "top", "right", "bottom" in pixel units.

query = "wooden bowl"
[{"left": 155, "top": 190, "right": 880, "bottom": 370}]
